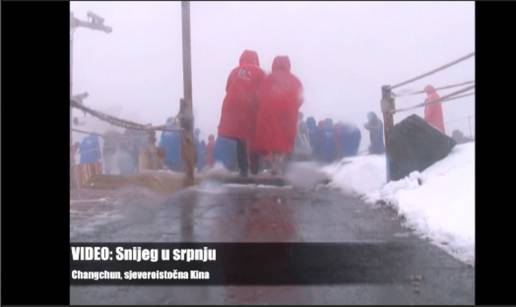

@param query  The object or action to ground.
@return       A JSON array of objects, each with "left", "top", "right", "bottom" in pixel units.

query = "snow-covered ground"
[{"left": 323, "top": 142, "right": 475, "bottom": 265}]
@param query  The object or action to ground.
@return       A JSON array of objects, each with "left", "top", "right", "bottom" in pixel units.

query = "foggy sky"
[{"left": 71, "top": 1, "right": 475, "bottom": 148}]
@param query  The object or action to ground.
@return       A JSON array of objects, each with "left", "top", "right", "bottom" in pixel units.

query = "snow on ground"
[{"left": 323, "top": 142, "right": 475, "bottom": 265}]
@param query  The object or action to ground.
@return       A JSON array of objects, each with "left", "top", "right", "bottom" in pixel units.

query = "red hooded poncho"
[
  {"left": 424, "top": 85, "right": 445, "bottom": 133},
  {"left": 251, "top": 56, "right": 304, "bottom": 154},
  {"left": 218, "top": 50, "right": 266, "bottom": 140}
]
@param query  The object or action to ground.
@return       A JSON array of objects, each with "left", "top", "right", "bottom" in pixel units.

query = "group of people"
[
  {"left": 217, "top": 50, "right": 304, "bottom": 176},
  {"left": 306, "top": 112, "right": 385, "bottom": 162},
  {"left": 75, "top": 49, "right": 470, "bottom": 186},
  {"left": 214, "top": 50, "right": 389, "bottom": 177},
  {"left": 71, "top": 128, "right": 158, "bottom": 187}
]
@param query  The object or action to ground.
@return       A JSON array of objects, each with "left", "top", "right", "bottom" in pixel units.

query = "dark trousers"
[
  {"left": 235, "top": 139, "right": 248, "bottom": 176},
  {"left": 249, "top": 152, "right": 261, "bottom": 175}
]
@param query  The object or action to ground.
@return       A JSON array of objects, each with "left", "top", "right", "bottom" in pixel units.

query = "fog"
[{"left": 70, "top": 1, "right": 475, "bottom": 148}]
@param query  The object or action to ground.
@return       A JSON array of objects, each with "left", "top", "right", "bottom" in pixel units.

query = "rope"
[
  {"left": 70, "top": 99, "right": 182, "bottom": 133},
  {"left": 393, "top": 85, "right": 475, "bottom": 114},
  {"left": 71, "top": 128, "right": 105, "bottom": 138},
  {"left": 440, "top": 92, "right": 475, "bottom": 103},
  {"left": 393, "top": 80, "right": 475, "bottom": 97},
  {"left": 445, "top": 115, "right": 475, "bottom": 125},
  {"left": 390, "top": 52, "right": 475, "bottom": 90}
]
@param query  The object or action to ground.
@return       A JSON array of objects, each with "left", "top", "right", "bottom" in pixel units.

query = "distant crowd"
[{"left": 71, "top": 49, "right": 473, "bottom": 187}]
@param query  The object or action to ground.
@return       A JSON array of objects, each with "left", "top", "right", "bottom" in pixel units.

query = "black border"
[
  {"left": 1, "top": 0, "right": 70, "bottom": 305},
  {"left": 475, "top": 1, "right": 516, "bottom": 305},
  {"left": 1, "top": 0, "right": 516, "bottom": 305}
]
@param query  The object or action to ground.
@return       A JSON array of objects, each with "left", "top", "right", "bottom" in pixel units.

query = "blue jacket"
[
  {"left": 213, "top": 136, "right": 237, "bottom": 171},
  {"left": 319, "top": 120, "right": 337, "bottom": 163},
  {"left": 337, "top": 124, "right": 361, "bottom": 158},
  {"left": 159, "top": 124, "right": 183, "bottom": 171},
  {"left": 79, "top": 134, "right": 101, "bottom": 164},
  {"left": 365, "top": 117, "right": 385, "bottom": 154}
]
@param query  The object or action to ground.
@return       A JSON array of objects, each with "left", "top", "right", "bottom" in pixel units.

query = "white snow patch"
[
  {"left": 323, "top": 155, "right": 386, "bottom": 196},
  {"left": 204, "top": 162, "right": 234, "bottom": 177},
  {"left": 324, "top": 142, "right": 475, "bottom": 265}
]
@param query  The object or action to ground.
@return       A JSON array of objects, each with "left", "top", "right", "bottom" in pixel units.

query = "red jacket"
[
  {"left": 218, "top": 50, "right": 266, "bottom": 141},
  {"left": 251, "top": 56, "right": 304, "bottom": 154},
  {"left": 424, "top": 85, "right": 445, "bottom": 133}
]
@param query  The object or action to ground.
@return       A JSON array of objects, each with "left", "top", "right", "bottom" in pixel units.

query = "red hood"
[
  {"left": 272, "top": 56, "right": 291, "bottom": 73},
  {"left": 424, "top": 85, "right": 436, "bottom": 95},
  {"left": 239, "top": 50, "right": 260, "bottom": 66}
]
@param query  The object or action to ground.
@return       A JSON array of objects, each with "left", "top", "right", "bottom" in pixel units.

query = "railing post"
[
  {"left": 381, "top": 85, "right": 395, "bottom": 182},
  {"left": 180, "top": 1, "right": 195, "bottom": 187}
]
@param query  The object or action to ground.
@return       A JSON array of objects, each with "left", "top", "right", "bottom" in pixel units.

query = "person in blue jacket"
[
  {"left": 338, "top": 123, "right": 362, "bottom": 157},
  {"left": 159, "top": 118, "right": 183, "bottom": 172},
  {"left": 213, "top": 135, "right": 237, "bottom": 171},
  {"left": 319, "top": 118, "right": 337, "bottom": 163},
  {"left": 79, "top": 133, "right": 101, "bottom": 165},
  {"left": 78, "top": 133, "right": 102, "bottom": 186}
]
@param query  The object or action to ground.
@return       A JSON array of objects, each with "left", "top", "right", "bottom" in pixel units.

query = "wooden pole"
[
  {"left": 381, "top": 85, "right": 395, "bottom": 182},
  {"left": 70, "top": 15, "right": 76, "bottom": 189},
  {"left": 180, "top": 1, "right": 196, "bottom": 187}
]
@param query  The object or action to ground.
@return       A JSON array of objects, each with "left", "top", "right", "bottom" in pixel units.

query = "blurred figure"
[
  {"left": 139, "top": 132, "right": 164, "bottom": 171},
  {"left": 364, "top": 112, "right": 385, "bottom": 154},
  {"left": 424, "top": 85, "right": 446, "bottom": 133},
  {"left": 253, "top": 56, "right": 304, "bottom": 175},
  {"left": 159, "top": 117, "right": 183, "bottom": 172},
  {"left": 124, "top": 128, "right": 148, "bottom": 174},
  {"left": 102, "top": 129, "right": 123, "bottom": 175},
  {"left": 194, "top": 128, "right": 205, "bottom": 171},
  {"left": 205, "top": 134, "right": 216, "bottom": 168},
  {"left": 78, "top": 133, "right": 102, "bottom": 187},
  {"left": 306, "top": 116, "right": 318, "bottom": 157},
  {"left": 451, "top": 129, "right": 473, "bottom": 144},
  {"left": 335, "top": 122, "right": 361, "bottom": 158},
  {"left": 318, "top": 118, "right": 337, "bottom": 163},
  {"left": 213, "top": 136, "right": 237, "bottom": 171},
  {"left": 292, "top": 112, "right": 313, "bottom": 161},
  {"left": 218, "top": 50, "right": 266, "bottom": 177},
  {"left": 71, "top": 141, "right": 80, "bottom": 188}
]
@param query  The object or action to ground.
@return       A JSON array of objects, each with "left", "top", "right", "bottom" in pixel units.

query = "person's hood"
[
  {"left": 272, "top": 56, "right": 291, "bottom": 73},
  {"left": 367, "top": 112, "right": 378, "bottom": 122},
  {"left": 324, "top": 118, "right": 334, "bottom": 129},
  {"left": 239, "top": 50, "right": 260, "bottom": 66},
  {"left": 424, "top": 85, "right": 436, "bottom": 95}
]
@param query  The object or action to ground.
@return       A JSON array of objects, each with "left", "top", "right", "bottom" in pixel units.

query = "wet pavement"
[{"left": 70, "top": 180, "right": 474, "bottom": 305}]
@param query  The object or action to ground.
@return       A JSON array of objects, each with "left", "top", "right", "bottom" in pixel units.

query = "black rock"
[{"left": 388, "top": 115, "right": 456, "bottom": 181}]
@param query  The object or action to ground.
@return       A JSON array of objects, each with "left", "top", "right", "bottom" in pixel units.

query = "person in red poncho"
[
  {"left": 252, "top": 56, "right": 304, "bottom": 175},
  {"left": 218, "top": 50, "right": 266, "bottom": 177},
  {"left": 424, "top": 85, "right": 445, "bottom": 133}
]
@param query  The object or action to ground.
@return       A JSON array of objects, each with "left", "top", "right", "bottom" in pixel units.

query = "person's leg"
[
  {"left": 270, "top": 153, "right": 279, "bottom": 176},
  {"left": 236, "top": 139, "right": 248, "bottom": 177},
  {"left": 249, "top": 152, "right": 260, "bottom": 175}
]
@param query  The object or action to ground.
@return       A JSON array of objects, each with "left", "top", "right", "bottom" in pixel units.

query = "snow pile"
[
  {"left": 323, "top": 154, "right": 387, "bottom": 195},
  {"left": 324, "top": 143, "right": 475, "bottom": 265},
  {"left": 203, "top": 162, "right": 234, "bottom": 178}
]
